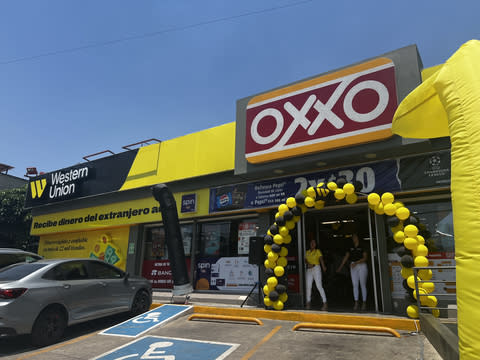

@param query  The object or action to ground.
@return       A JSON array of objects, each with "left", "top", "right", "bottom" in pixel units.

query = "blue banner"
[{"left": 209, "top": 160, "right": 400, "bottom": 213}]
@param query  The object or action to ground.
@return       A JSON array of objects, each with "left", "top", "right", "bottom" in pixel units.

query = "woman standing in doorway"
[
  {"left": 305, "top": 235, "right": 328, "bottom": 311},
  {"left": 337, "top": 233, "right": 368, "bottom": 311}
]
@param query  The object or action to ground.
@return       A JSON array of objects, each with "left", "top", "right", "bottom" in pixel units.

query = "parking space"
[{"left": 0, "top": 305, "right": 443, "bottom": 360}]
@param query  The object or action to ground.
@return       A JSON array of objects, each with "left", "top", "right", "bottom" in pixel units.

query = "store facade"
[{"left": 27, "top": 45, "right": 455, "bottom": 314}]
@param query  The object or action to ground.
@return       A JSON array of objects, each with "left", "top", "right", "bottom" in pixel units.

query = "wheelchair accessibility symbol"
[
  {"left": 100, "top": 305, "right": 192, "bottom": 337},
  {"left": 93, "top": 336, "right": 239, "bottom": 360}
]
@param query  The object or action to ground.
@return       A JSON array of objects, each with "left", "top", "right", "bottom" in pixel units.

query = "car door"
[
  {"left": 86, "top": 260, "right": 132, "bottom": 315},
  {"left": 51, "top": 260, "right": 106, "bottom": 321}
]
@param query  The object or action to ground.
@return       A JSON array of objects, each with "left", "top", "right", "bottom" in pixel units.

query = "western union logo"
[{"left": 31, "top": 179, "right": 47, "bottom": 199}]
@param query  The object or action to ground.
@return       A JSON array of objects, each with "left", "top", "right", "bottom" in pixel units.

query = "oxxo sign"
[{"left": 245, "top": 58, "right": 398, "bottom": 163}]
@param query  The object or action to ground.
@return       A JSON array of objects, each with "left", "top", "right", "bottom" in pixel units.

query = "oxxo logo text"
[{"left": 245, "top": 58, "right": 398, "bottom": 163}]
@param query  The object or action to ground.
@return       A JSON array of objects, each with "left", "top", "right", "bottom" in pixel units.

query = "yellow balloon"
[
  {"left": 407, "top": 305, "right": 419, "bottom": 319},
  {"left": 345, "top": 193, "right": 358, "bottom": 204},
  {"left": 267, "top": 230, "right": 272, "bottom": 236},
  {"left": 413, "top": 288, "right": 429, "bottom": 305},
  {"left": 384, "top": 203, "right": 397, "bottom": 216},
  {"left": 314, "top": 200, "right": 325, "bottom": 209},
  {"left": 274, "top": 266, "right": 285, "bottom": 277},
  {"left": 391, "top": 222, "right": 404, "bottom": 233},
  {"left": 286, "top": 220, "right": 296, "bottom": 230},
  {"left": 264, "top": 244, "right": 272, "bottom": 253},
  {"left": 277, "top": 256, "right": 288, "bottom": 267},
  {"left": 401, "top": 267, "right": 414, "bottom": 279},
  {"left": 396, "top": 207, "right": 410, "bottom": 220},
  {"left": 343, "top": 183, "right": 355, "bottom": 195},
  {"left": 279, "top": 247, "right": 288, "bottom": 257},
  {"left": 273, "top": 300, "right": 284, "bottom": 310},
  {"left": 286, "top": 197, "right": 297, "bottom": 208},
  {"left": 426, "top": 295, "right": 438, "bottom": 308},
  {"left": 414, "top": 256, "right": 429, "bottom": 268},
  {"left": 394, "top": 201, "right": 404, "bottom": 209},
  {"left": 279, "top": 226, "right": 289, "bottom": 237},
  {"left": 381, "top": 192, "right": 395, "bottom": 205},
  {"left": 432, "top": 308, "right": 440, "bottom": 318},
  {"left": 278, "top": 204, "right": 289, "bottom": 215},
  {"left": 293, "top": 215, "right": 301, "bottom": 222},
  {"left": 407, "top": 275, "right": 421, "bottom": 289},
  {"left": 306, "top": 186, "right": 317, "bottom": 199},
  {"left": 263, "top": 285, "right": 270, "bottom": 295},
  {"left": 327, "top": 181, "right": 338, "bottom": 191},
  {"left": 273, "top": 234, "right": 284, "bottom": 245},
  {"left": 264, "top": 259, "right": 274, "bottom": 269},
  {"left": 416, "top": 244, "right": 428, "bottom": 257},
  {"left": 367, "top": 193, "right": 380, "bottom": 206},
  {"left": 268, "top": 251, "right": 278, "bottom": 262},
  {"left": 404, "top": 237, "right": 418, "bottom": 250},
  {"left": 279, "top": 293, "right": 288, "bottom": 303},
  {"left": 264, "top": 297, "right": 273, "bottom": 307},
  {"left": 283, "top": 234, "right": 292, "bottom": 244},
  {"left": 404, "top": 224, "right": 419, "bottom": 238},
  {"left": 369, "top": 203, "right": 376, "bottom": 210},
  {"left": 374, "top": 202, "right": 385, "bottom": 215},
  {"left": 417, "top": 235, "right": 425, "bottom": 245},
  {"left": 393, "top": 231, "right": 405, "bottom": 244},
  {"left": 418, "top": 269, "right": 433, "bottom": 280},
  {"left": 305, "top": 196, "right": 315, "bottom": 207},
  {"left": 316, "top": 182, "right": 325, "bottom": 188},
  {"left": 267, "top": 277, "right": 278, "bottom": 289},
  {"left": 334, "top": 189, "right": 345, "bottom": 200},
  {"left": 300, "top": 204, "right": 308, "bottom": 213},
  {"left": 420, "top": 282, "right": 435, "bottom": 293}
]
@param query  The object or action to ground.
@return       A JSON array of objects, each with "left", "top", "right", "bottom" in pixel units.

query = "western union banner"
[
  {"left": 31, "top": 189, "right": 209, "bottom": 235},
  {"left": 38, "top": 227, "right": 129, "bottom": 270}
]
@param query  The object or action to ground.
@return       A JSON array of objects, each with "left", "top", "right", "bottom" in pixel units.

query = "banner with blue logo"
[{"left": 209, "top": 160, "right": 400, "bottom": 213}]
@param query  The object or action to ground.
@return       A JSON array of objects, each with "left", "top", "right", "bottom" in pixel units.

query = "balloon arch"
[{"left": 262, "top": 179, "right": 436, "bottom": 319}]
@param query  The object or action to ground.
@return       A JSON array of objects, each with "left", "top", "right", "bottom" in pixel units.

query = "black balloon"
[
  {"left": 353, "top": 180, "right": 364, "bottom": 192},
  {"left": 387, "top": 216, "right": 400, "bottom": 228},
  {"left": 269, "top": 224, "right": 279, "bottom": 235},
  {"left": 295, "top": 193, "right": 305, "bottom": 204},
  {"left": 291, "top": 206, "right": 302, "bottom": 216},
  {"left": 264, "top": 235, "right": 273, "bottom": 245},
  {"left": 401, "top": 255, "right": 414, "bottom": 268},
  {"left": 283, "top": 210, "right": 293, "bottom": 221},
  {"left": 271, "top": 244, "right": 281, "bottom": 253},
  {"left": 275, "top": 216, "right": 286, "bottom": 226},
  {"left": 394, "top": 246, "right": 408, "bottom": 257},
  {"left": 268, "top": 290, "right": 279, "bottom": 302},
  {"left": 276, "top": 284, "right": 287, "bottom": 294},
  {"left": 278, "top": 275, "right": 289, "bottom": 286},
  {"left": 325, "top": 191, "right": 336, "bottom": 205},
  {"left": 404, "top": 216, "right": 419, "bottom": 226},
  {"left": 265, "top": 268, "right": 274, "bottom": 277},
  {"left": 336, "top": 177, "right": 347, "bottom": 188}
]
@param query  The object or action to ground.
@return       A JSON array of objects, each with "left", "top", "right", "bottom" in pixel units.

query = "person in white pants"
[
  {"left": 337, "top": 233, "right": 368, "bottom": 311},
  {"left": 305, "top": 238, "right": 328, "bottom": 310}
]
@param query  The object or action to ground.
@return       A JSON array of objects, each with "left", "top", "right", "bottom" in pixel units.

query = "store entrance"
[{"left": 304, "top": 206, "right": 375, "bottom": 312}]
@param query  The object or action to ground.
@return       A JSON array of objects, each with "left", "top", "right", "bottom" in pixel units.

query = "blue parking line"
[
  {"left": 100, "top": 305, "right": 192, "bottom": 337},
  {"left": 93, "top": 335, "right": 239, "bottom": 360}
]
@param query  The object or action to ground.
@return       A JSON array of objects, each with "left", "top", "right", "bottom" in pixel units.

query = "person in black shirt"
[{"left": 337, "top": 233, "right": 368, "bottom": 311}]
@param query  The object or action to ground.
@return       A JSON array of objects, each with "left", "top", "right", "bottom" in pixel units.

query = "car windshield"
[
  {"left": 0, "top": 263, "right": 48, "bottom": 281},
  {"left": 0, "top": 253, "right": 41, "bottom": 269}
]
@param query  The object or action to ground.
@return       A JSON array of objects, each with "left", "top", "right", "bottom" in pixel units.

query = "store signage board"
[
  {"left": 245, "top": 58, "right": 398, "bottom": 163},
  {"left": 209, "top": 160, "right": 400, "bottom": 213},
  {"left": 93, "top": 335, "right": 239, "bottom": 360},
  {"left": 181, "top": 193, "right": 197, "bottom": 213},
  {"left": 100, "top": 305, "right": 192, "bottom": 338}
]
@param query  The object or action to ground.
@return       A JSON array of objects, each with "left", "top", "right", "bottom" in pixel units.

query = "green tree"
[{"left": 0, "top": 185, "right": 37, "bottom": 250}]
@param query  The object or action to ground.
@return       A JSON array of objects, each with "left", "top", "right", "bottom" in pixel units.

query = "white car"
[{"left": 0, "top": 258, "right": 152, "bottom": 346}]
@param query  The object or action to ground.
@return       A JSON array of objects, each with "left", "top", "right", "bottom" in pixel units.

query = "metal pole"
[{"left": 368, "top": 209, "right": 380, "bottom": 313}]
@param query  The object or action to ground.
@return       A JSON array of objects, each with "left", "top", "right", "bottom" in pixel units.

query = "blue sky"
[{"left": 1, "top": 1, "right": 479, "bottom": 178}]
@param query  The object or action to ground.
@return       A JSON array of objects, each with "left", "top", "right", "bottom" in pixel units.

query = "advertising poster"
[
  {"left": 38, "top": 227, "right": 129, "bottom": 270},
  {"left": 398, "top": 151, "right": 451, "bottom": 190},
  {"left": 142, "top": 258, "right": 192, "bottom": 289},
  {"left": 238, "top": 222, "right": 257, "bottom": 255},
  {"left": 195, "top": 257, "right": 258, "bottom": 291}
]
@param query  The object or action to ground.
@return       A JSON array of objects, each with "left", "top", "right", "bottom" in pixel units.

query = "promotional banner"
[
  {"left": 195, "top": 257, "right": 258, "bottom": 291},
  {"left": 238, "top": 222, "right": 257, "bottom": 255},
  {"left": 38, "top": 227, "right": 129, "bottom": 270},
  {"left": 398, "top": 151, "right": 451, "bottom": 190},
  {"left": 209, "top": 160, "right": 400, "bottom": 213},
  {"left": 141, "top": 259, "right": 192, "bottom": 289}
]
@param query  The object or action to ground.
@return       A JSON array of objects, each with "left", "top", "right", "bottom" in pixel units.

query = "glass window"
[
  {"left": 88, "top": 261, "right": 124, "bottom": 279},
  {"left": 48, "top": 261, "right": 88, "bottom": 281},
  {"left": 0, "top": 263, "right": 47, "bottom": 281}
]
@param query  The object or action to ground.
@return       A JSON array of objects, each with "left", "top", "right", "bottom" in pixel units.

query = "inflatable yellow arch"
[{"left": 392, "top": 39, "right": 480, "bottom": 359}]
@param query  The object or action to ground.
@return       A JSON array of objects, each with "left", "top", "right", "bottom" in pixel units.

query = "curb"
[{"left": 151, "top": 303, "right": 420, "bottom": 332}]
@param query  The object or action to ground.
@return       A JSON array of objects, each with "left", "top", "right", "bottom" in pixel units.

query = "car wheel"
[
  {"left": 130, "top": 290, "right": 151, "bottom": 316},
  {"left": 31, "top": 307, "right": 67, "bottom": 347}
]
